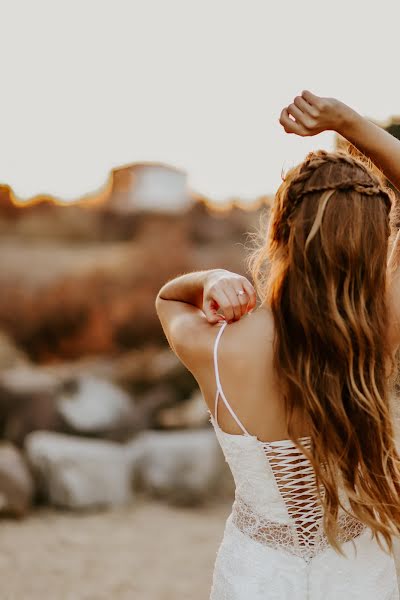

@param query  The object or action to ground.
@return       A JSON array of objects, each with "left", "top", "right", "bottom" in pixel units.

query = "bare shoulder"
[
  {"left": 203, "top": 304, "right": 282, "bottom": 437},
  {"left": 209, "top": 305, "right": 275, "bottom": 393},
  {"left": 222, "top": 305, "right": 274, "bottom": 358},
  {"left": 181, "top": 304, "right": 273, "bottom": 382}
]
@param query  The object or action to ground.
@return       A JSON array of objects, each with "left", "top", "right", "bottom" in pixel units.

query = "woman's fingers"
[
  {"left": 281, "top": 91, "right": 342, "bottom": 138},
  {"left": 287, "top": 103, "right": 316, "bottom": 130},
  {"left": 279, "top": 108, "right": 308, "bottom": 136},
  {"left": 222, "top": 286, "right": 243, "bottom": 322},
  {"left": 241, "top": 279, "right": 257, "bottom": 312},
  {"left": 204, "top": 273, "right": 257, "bottom": 324},
  {"left": 293, "top": 95, "right": 319, "bottom": 118},
  {"left": 202, "top": 297, "right": 222, "bottom": 324},
  {"left": 301, "top": 90, "right": 321, "bottom": 107},
  {"left": 224, "top": 279, "right": 257, "bottom": 321},
  {"left": 279, "top": 108, "right": 296, "bottom": 132},
  {"left": 236, "top": 289, "right": 250, "bottom": 317},
  {"left": 286, "top": 103, "right": 306, "bottom": 122},
  {"left": 209, "top": 288, "right": 235, "bottom": 323}
]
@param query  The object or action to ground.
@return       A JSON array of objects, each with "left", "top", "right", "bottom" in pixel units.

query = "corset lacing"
[
  {"left": 212, "top": 321, "right": 367, "bottom": 563},
  {"left": 230, "top": 436, "right": 367, "bottom": 562}
]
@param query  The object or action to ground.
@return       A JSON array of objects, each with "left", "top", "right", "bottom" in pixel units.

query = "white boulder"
[
  {"left": 0, "top": 442, "right": 34, "bottom": 517},
  {"left": 157, "top": 389, "right": 209, "bottom": 429},
  {"left": 25, "top": 431, "right": 132, "bottom": 510},
  {"left": 57, "top": 376, "right": 135, "bottom": 436},
  {"left": 127, "top": 428, "right": 227, "bottom": 505}
]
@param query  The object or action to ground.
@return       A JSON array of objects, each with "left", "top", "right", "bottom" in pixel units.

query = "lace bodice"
[
  {"left": 210, "top": 413, "right": 366, "bottom": 562},
  {"left": 208, "top": 321, "right": 398, "bottom": 599},
  {"left": 210, "top": 321, "right": 365, "bottom": 562}
]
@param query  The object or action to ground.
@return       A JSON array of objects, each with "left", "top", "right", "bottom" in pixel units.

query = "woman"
[{"left": 155, "top": 92, "right": 400, "bottom": 599}]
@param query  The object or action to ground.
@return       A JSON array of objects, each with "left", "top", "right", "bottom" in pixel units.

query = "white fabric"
[{"left": 209, "top": 321, "right": 399, "bottom": 599}]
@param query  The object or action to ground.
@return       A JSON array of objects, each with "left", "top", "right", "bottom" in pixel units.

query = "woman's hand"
[
  {"left": 279, "top": 90, "right": 355, "bottom": 137},
  {"left": 203, "top": 270, "right": 257, "bottom": 324}
]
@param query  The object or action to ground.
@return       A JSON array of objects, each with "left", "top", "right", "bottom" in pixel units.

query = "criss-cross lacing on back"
[{"left": 211, "top": 321, "right": 366, "bottom": 562}]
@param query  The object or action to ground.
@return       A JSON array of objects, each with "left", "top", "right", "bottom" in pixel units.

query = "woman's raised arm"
[
  {"left": 279, "top": 91, "right": 400, "bottom": 192},
  {"left": 280, "top": 91, "right": 400, "bottom": 347}
]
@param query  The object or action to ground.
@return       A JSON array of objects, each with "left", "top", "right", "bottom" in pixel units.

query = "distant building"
[{"left": 108, "top": 162, "right": 192, "bottom": 213}]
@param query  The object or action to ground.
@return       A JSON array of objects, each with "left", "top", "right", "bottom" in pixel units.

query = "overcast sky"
[{"left": 0, "top": 0, "right": 399, "bottom": 202}]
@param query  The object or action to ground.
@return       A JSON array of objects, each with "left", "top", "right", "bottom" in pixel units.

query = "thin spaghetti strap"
[{"left": 213, "top": 321, "right": 250, "bottom": 436}]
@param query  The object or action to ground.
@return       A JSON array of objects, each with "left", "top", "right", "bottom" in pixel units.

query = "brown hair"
[{"left": 248, "top": 150, "right": 400, "bottom": 552}]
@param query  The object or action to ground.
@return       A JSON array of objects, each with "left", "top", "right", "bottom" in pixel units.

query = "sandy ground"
[{"left": 0, "top": 498, "right": 231, "bottom": 600}]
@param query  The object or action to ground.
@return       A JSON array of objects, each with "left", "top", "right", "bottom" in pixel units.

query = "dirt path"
[{"left": 0, "top": 499, "right": 230, "bottom": 600}]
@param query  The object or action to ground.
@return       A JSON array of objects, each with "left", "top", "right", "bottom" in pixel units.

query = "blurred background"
[{"left": 1, "top": 1, "right": 400, "bottom": 598}]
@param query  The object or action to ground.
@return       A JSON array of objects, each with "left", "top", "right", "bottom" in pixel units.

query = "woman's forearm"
[
  {"left": 156, "top": 269, "right": 225, "bottom": 308},
  {"left": 339, "top": 109, "right": 400, "bottom": 192}
]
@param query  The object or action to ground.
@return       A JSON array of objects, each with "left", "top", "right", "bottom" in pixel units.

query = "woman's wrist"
[{"left": 335, "top": 103, "right": 362, "bottom": 139}]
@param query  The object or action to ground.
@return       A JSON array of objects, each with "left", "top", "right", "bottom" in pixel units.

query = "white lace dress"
[{"left": 209, "top": 321, "right": 399, "bottom": 600}]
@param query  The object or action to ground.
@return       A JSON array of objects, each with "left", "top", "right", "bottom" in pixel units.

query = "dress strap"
[{"left": 213, "top": 321, "right": 250, "bottom": 436}]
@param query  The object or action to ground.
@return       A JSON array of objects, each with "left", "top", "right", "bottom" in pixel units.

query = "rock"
[
  {"left": 129, "top": 384, "right": 177, "bottom": 430},
  {"left": 0, "top": 331, "right": 29, "bottom": 370},
  {"left": 0, "top": 366, "right": 60, "bottom": 396},
  {"left": 0, "top": 442, "right": 34, "bottom": 517},
  {"left": 25, "top": 432, "right": 132, "bottom": 510},
  {"left": 0, "top": 366, "right": 62, "bottom": 446},
  {"left": 57, "top": 376, "right": 136, "bottom": 438},
  {"left": 157, "top": 389, "right": 209, "bottom": 429},
  {"left": 1, "top": 391, "right": 62, "bottom": 447},
  {"left": 0, "top": 369, "right": 62, "bottom": 447},
  {"left": 111, "top": 346, "right": 185, "bottom": 387},
  {"left": 127, "top": 428, "right": 228, "bottom": 505},
  {"left": 113, "top": 346, "right": 197, "bottom": 414}
]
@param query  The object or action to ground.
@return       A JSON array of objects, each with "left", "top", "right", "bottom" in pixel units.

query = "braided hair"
[{"left": 272, "top": 150, "right": 392, "bottom": 247}]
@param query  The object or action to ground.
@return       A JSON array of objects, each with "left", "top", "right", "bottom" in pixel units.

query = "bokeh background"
[
  {"left": 0, "top": 161, "right": 267, "bottom": 599},
  {"left": 1, "top": 1, "right": 400, "bottom": 598}
]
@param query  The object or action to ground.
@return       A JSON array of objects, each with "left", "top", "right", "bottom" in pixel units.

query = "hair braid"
[{"left": 274, "top": 150, "right": 392, "bottom": 245}]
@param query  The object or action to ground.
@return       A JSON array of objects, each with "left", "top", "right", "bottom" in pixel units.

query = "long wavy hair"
[{"left": 248, "top": 150, "right": 400, "bottom": 552}]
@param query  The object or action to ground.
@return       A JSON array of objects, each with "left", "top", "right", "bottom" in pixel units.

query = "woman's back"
[
  {"left": 207, "top": 316, "right": 399, "bottom": 599},
  {"left": 202, "top": 306, "right": 307, "bottom": 443}
]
